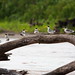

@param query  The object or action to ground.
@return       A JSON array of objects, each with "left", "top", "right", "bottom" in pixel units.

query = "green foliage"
[
  {"left": 0, "top": 0, "right": 75, "bottom": 21},
  {"left": 0, "top": 0, "right": 75, "bottom": 32}
]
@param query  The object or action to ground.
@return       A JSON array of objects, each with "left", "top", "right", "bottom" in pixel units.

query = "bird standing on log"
[
  {"left": 5, "top": 34, "right": 9, "bottom": 41},
  {"left": 34, "top": 28, "right": 39, "bottom": 33},
  {"left": 47, "top": 26, "right": 55, "bottom": 34},
  {"left": 63, "top": 28, "right": 74, "bottom": 34},
  {"left": 20, "top": 29, "right": 26, "bottom": 36}
]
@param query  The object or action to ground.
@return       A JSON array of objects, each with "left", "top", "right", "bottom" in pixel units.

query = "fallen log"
[
  {"left": 0, "top": 68, "right": 27, "bottom": 75},
  {"left": 0, "top": 34, "right": 75, "bottom": 54},
  {"left": 0, "top": 54, "right": 8, "bottom": 60},
  {"left": 0, "top": 34, "right": 75, "bottom": 60},
  {"left": 44, "top": 61, "right": 75, "bottom": 75}
]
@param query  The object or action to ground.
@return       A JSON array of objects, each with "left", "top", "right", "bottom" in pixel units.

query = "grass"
[
  {"left": 0, "top": 20, "right": 55, "bottom": 33},
  {"left": 0, "top": 20, "right": 75, "bottom": 34}
]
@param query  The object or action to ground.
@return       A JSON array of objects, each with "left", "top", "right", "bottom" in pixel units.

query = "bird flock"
[
  {"left": 33, "top": 26, "right": 74, "bottom": 34},
  {"left": 3, "top": 26, "right": 75, "bottom": 42}
]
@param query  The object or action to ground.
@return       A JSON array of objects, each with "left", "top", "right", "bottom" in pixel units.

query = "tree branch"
[{"left": 44, "top": 61, "right": 75, "bottom": 75}]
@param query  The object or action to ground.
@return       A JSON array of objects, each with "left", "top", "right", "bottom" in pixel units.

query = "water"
[{"left": 0, "top": 38, "right": 75, "bottom": 75}]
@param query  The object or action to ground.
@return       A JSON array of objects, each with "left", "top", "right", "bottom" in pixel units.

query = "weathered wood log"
[
  {"left": 0, "top": 34, "right": 75, "bottom": 54},
  {"left": 0, "top": 53, "right": 12, "bottom": 60},
  {"left": 0, "top": 54, "right": 9, "bottom": 60},
  {"left": 44, "top": 61, "right": 75, "bottom": 75},
  {"left": 0, "top": 68, "right": 27, "bottom": 75},
  {"left": 0, "top": 68, "right": 21, "bottom": 75},
  {"left": 0, "top": 34, "right": 75, "bottom": 60}
]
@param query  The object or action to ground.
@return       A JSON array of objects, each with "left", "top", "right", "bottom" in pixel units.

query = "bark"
[
  {"left": 0, "top": 34, "right": 75, "bottom": 54},
  {"left": 44, "top": 61, "right": 75, "bottom": 75},
  {"left": 0, "top": 68, "right": 27, "bottom": 75},
  {"left": 0, "top": 54, "right": 9, "bottom": 60}
]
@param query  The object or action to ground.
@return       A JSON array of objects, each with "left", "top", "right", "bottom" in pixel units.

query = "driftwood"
[
  {"left": 0, "top": 34, "right": 75, "bottom": 54},
  {"left": 44, "top": 61, "right": 75, "bottom": 75},
  {"left": 0, "top": 68, "right": 27, "bottom": 75},
  {"left": 0, "top": 34, "right": 75, "bottom": 75}
]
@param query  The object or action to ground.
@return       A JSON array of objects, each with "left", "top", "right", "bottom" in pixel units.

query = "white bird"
[
  {"left": 47, "top": 26, "right": 55, "bottom": 34},
  {"left": 0, "top": 40, "right": 1, "bottom": 43},
  {"left": 20, "top": 29, "right": 26, "bottom": 36},
  {"left": 63, "top": 28, "right": 74, "bottom": 34},
  {"left": 5, "top": 34, "right": 9, "bottom": 41},
  {"left": 34, "top": 28, "right": 39, "bottom": 33}
]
